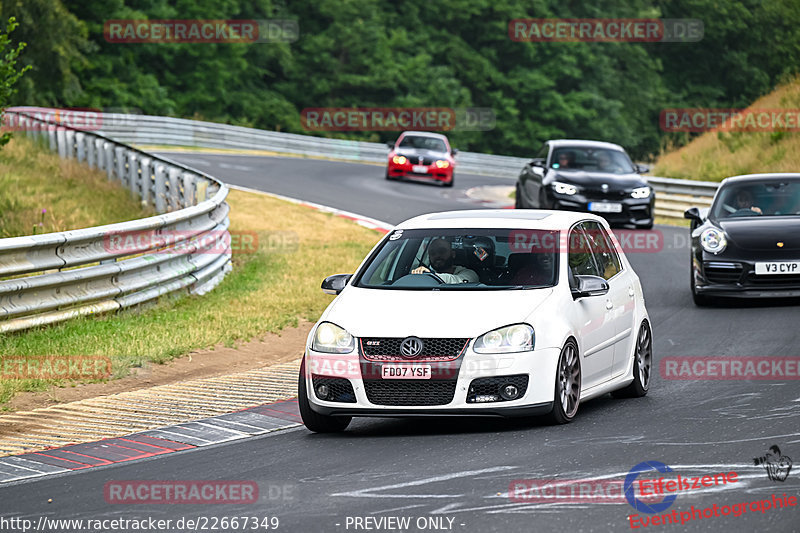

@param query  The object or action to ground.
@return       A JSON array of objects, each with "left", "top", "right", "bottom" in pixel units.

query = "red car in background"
[{"left": 386, "top": 131, "right": 457, "bottom": 187}]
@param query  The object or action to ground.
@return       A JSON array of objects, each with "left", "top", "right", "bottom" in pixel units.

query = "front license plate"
[
  {"left": 412, "top": 165, "right": 428, "bottom": 174},
  {"left": 381, "top": 364, "right": 431, "bottom": 380},
  {"left": 755, "top": 261, "right": 800, "bottom": 275},
  {"left": 589, "top": 202, "right": 623, "bottom": 213}
]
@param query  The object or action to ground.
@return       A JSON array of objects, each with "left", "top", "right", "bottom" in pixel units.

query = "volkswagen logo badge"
[{"left": 400, "top": 337, "right": 423, "bottom": 359}]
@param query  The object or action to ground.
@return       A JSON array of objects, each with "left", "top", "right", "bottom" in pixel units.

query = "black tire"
[
  {"left": 298, "top": 360, "right": 351, "bottom": 433},
  {"left": 385, "top": 170, "right": 394, "bottom": 180},
  {"left": 611, "top": 321, "right": 652, "bottom": 398},
  {"left": 514, "top": 185, "right": 523, "bottom": 209},
  {"left": 442, "top": 175, "right": 454, "bottom": 187},
  {"left": 547, "top": 339, "right": 581, "bottom": 424}
]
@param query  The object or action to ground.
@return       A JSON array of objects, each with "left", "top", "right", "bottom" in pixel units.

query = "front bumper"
[
  {"left": 304, "top": 346, "right": 560, "bottom": 418},
  {"left": 694, "top": 256, "right": 800, "bottom": 298},
  {"left": 387, "top": 162, "right": 453, "bottom": 181},
  {"left": 549, "top": 192, "right": 654, "bottom": 228}
]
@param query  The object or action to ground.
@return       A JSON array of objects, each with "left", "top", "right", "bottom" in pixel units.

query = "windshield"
[
  {"left": 398, "top": 135, "right": 447, "bottom": 152},
  {"left": 711, "top": 181, "right": 800, "bottom": 219},
  {"left": 551, "top": 147, "right": 635, "bottom": 174},
  {"left": 354, "top": 228, "right": 559, "bottom": 290}
]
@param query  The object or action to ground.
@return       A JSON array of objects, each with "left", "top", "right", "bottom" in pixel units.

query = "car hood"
[
  {"left": 552, "top": 171, "right": 646, "bottom": 190},
  {"left": 717, "top": 217, "right": 800, "bottom": 251},
  {"left": 322, "top": 286, "right": 554, "bottom": 338},
  {"left": 395, "top": 148, "right": 450, "bottom": 159}
]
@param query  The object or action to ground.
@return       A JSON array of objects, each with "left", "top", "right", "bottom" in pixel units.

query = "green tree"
[{"left": 0, "top": 16, "right": 30, "bottom": 147}]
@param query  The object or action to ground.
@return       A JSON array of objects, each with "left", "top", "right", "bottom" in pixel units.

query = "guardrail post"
[
  {"left": 64, "top": 130, "right": 75, "bottom": 159},
  {"left": 115, "top": 146, "right": 126, "bottom": 184},
  {"left": 127, "top": 151, "right": 139, "bottom": 197},
  {"left": 154, "top": 163, "right": 167, "bottom": 213},
  {"left": 94, "top": 138, "right": 104, "bottom": 171},
  {"left": 48, "top": 125, "right": 57, "bottom": 151},
  {"left": 168, "top": 167, "right": 182, "bottom": 211},
  {"left": 181, "top": 172, "right": 196, "bottom": 208},
  {"left": 76, "top": 132, "right": 86, "bottom": 163},
  {"left": 56, "top": 127, "right": 67, "bottom": 158},
  {"left": 139, "top": 156, "right": 152, "bottom": 206}
]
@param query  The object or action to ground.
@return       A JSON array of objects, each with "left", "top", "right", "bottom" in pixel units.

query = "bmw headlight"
[
  {"left": 700, "top": 227, "right": 727, "bottom": 254},
  {"left": 435, "top": 160, "right": 450, "bottom": 168},
  {"left": 473, "top": 324, "right": 534, "bottom": 354},
  {"left": 312, "top": 322, "right": 355, "bottom": 353},
  {"left": 392, "top": 155, "right": 407, "bottom": 165},
  {"left": 552, "top": 181, "right": 578, "bottom": 195},
  {"left": 631, "top": 186, "right": 652, "bottom": 199}
]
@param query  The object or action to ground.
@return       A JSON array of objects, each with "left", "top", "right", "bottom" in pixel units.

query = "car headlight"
[
  {"left": 631, "top": 186, "right": 652, "bottom": 199},
  {"left": 473, "top": 324, "right": 534, "bottom": 354},
  {"left": 312, "top": 322, "right": 355, "bottom": 354},
  {"left": 552, "top": 181, "right": 578, "bottom": 195},
  {"left": 700, "top": 227, "right": 727, "bottom": 254},
  {"left": 392, "top": 155, "right": 407, "bottom": 165},
  {"left": 435, "top": 160, "right": 450, "bottom": 168}
]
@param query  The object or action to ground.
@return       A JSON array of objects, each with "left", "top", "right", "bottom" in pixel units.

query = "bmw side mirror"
[
  {"left": 571, "top": 275, "right": 609, "bottom": 299},
  {"left": 451, "top": 148, "right": 459, "bottom": 155},
  {"left": 321, "top": 274, "right": 352, "bottom": 295},
  {"left": 636, "top": 164, "right": 650, "bottom": 174},
  {"left": 386, "top": 141, "right": 395, "bottom": 149}
]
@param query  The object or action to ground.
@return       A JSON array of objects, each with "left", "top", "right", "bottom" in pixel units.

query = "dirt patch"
[{"left": 6, "top": 321, "right": 313, "bottom": 413}]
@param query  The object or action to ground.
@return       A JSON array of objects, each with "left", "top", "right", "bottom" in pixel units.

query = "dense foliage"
[{"left": 3, "top": 0, "right": 799, "bottom": 159}]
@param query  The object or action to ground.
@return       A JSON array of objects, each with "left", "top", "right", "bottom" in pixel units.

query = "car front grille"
[
  {"left": 582, "top": 189, "right": 629, "bottom": 200},
  {"left": 311, "top": 375, "right": 356, "bottom": 403},
  {"left": 360, "top": 338, "right": 469, "bottom": 361},
  {"left": 744, "top": 273, "right": 800, "bottom": 287},
  {"left": 466, "top": 375, "right": 529, "bottom": 403},
  {"left": 363, "top": 380, "right": 457, "bottom": 406},
  {"left": 704, "top": 262, "right": 744, "bottom": 284}
]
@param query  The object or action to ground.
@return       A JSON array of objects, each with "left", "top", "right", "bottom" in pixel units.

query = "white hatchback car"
[{"left": 299, "top": 210, "right": 652, "bottom": 432}]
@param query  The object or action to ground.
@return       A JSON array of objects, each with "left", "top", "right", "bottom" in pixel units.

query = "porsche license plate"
[
  {"left": 412, "top": 165, "right": 428, "bottom": 174},
  {"left": 589, "top": 202, "right": 623, "bottom": 213},
  {"left": 381, "top": 364, "right": 431, "bottom": 379},
  {"left": 755, "top": 261, "right": 800, "bottom": 275}
]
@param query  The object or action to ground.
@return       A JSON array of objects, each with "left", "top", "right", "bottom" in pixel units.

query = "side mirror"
[
  {"left": 321, "top": 274, "right": 352, "bottom": 295},
  {"left": 386, "top": 141, "right": 395, "bottom": 149},
  {"left": 451, "top": 148, "right": 459, "bottom": 155},
  {"left": 571, "top": 275, "right": 609, "bottom": 299},
  {"left": 636, "top": 164, "right": 650, "bottom": 174},
  {"left": 530, "top": 158, "right": 545, "bottom": 168},
  {"left": 684, "top": 207, "right": 702, "bottom": 223}
]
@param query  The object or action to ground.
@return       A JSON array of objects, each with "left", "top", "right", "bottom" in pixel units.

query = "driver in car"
[
  {"left": 411, "top": 238, "right": 479, "bottom": 283},
  {"left": 734, "top": 189, "right": 763, "bottom": 215}
]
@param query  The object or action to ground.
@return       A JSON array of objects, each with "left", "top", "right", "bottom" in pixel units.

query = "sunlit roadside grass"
[
  {"left": 0, "top": 135, "right": 152, "bottom": 238},
  {"left": 653, "top": 77, "right": 800, "bottom": 181},
  {"left": 0, "top": 189, "right": 381, "bottom": 406}
]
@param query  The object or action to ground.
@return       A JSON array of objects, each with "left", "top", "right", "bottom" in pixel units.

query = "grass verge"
[
  {"left": 0, "top": 136, "right": 152, "bottom": 238},
  {"left": 0, "top": 188, "right": 381, "bottom": 407},
  {"left": 654, "top": 77, "right": 800, "bottom": 181}
]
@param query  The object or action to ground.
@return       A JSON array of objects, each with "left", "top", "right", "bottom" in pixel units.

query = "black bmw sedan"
[
  {"left": 515, "top": 140, "right": 654, "bottom": 229},
  {"left": 684, "top": 173, "right": 800, "bottom": 305}
]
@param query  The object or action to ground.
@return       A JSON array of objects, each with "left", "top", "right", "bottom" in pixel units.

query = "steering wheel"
[
  {"left": 731, "top": 208, "right": 762, "bottom": 217},
  {"left": 417, "top": 263, "right": 446, "bottom": 283}
]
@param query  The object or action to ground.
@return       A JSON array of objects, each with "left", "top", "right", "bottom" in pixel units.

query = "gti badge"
[{"left": 400, "top": 337, "right": 423, "bottom": 359}]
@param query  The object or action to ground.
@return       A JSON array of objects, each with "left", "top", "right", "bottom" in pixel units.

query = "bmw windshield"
[{"left": 354, "top": 228, "right": 559, "bottom": 290}]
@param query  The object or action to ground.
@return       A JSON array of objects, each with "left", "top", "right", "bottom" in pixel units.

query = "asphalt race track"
[{"left": 2, "top": 153, "right": 799, "bottom": 533}]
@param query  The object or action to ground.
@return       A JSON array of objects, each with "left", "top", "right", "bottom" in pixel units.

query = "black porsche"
[
  {"left": 684, "top": 173, "right": 800, "bottom": 305},
  {"left": 515, "top": 139, "right": 654, "bottom": 229}
]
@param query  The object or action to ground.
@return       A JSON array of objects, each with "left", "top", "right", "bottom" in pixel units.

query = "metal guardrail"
[
  {"left": 12, "top": 107, "right": 721, "bottom": 221},
  {"left": 0, "top": 109, "right": 232, "bottom": 333}
]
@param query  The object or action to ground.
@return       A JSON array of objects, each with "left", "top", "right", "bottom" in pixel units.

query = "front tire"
[
  {"left": 514, "top": 185, "right": 523, "bottom": 209},
  {"left": 298, "top": 360, "right": 352, "bottom": 433},
  {"left": 691, "top": 270, "right": 711, "bottom": 306},
  {"left": 547, "top": 339, "right": 581, "bottom": 424},
  {"left": 611, "top": 321, "right": 652, "bottom": 398},
  {"left": 442, "top": 175, "right": 454, "bottom": 187}
]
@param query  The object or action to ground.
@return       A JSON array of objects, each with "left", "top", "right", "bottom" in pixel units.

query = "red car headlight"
[
  {"left": 392, "top": 155, "right": 408, "bottom": 165},
  {"left": 435, "top": 160, "right": 450, "bottom": 169}
]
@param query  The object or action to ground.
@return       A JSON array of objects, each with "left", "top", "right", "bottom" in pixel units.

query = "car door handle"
[{"left": 605, "top": 300, "right": 614, "bottom": 310}]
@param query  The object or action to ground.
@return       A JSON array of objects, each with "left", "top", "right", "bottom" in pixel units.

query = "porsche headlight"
[
  {"left": 312, "top": 322, "right": 355, "bottom": 353},
  {"left": 473, "top": 324, "right": 534, "bottom": 354},
  {"left": 392, "top": 155, "right": 407, "bottom": 165},
  {"left": 700, "top": 227, "right": 727, "bottom": 254},
  {"left": 631, "top": 186, "right": 652, "bottom": 199},
  {"left": 552, "top": 181, "right": 578, "bottom": 195}
]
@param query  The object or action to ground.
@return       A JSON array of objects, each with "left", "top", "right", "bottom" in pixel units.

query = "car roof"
[
  {"left": 399, "top": 131, "right": 449, "bottom": 140},
  {"left": 721, "top": 173, "right": 800, "bottom": 186},
  {"left": 548, "top": 139, "right": 626, "bottom": 152},
  {"left": 394, "top": 209, "right": 606, "bottom": 230}
]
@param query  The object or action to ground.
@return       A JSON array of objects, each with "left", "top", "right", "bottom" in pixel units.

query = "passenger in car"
[{"left": 411, "top": 238, "right": 479, "bottom": 283}]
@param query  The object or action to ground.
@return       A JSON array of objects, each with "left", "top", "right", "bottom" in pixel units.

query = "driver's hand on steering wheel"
[
  {"left": 412, "top": 266, "right": 430, "bottom": 274},
  {"left": 751, "top": 206, "right": 763, "bottom": 214}
]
